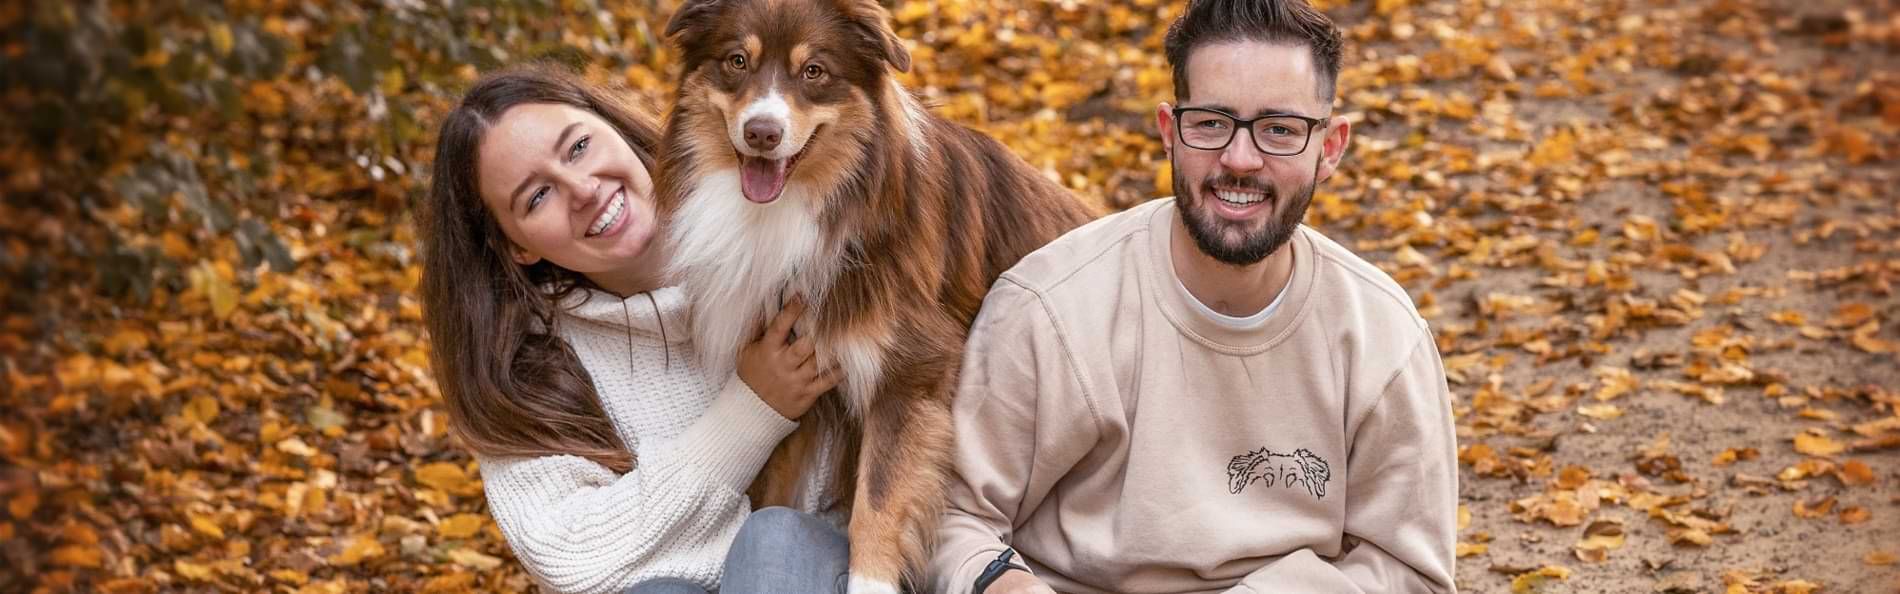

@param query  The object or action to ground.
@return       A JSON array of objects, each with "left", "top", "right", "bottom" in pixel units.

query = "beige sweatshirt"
[{"left": 931, "top": 199, "right": 1458, "bottom": 594}]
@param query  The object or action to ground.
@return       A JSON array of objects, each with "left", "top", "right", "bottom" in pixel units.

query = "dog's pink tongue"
[{"left": 740, "top": 156, "right": 788, "bottom": 204}]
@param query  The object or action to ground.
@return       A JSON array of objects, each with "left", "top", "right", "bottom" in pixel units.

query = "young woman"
[{"left": 419, "top": 65, "right": 846, "bottom": 594}]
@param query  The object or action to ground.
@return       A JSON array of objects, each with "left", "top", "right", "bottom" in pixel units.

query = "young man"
[{"left": 928, "top": 0, "right": 1458, "bottom": 592}]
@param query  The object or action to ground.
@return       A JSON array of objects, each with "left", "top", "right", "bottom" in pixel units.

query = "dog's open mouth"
[{"left": 737, "top": 126, "right": 821, "bottom": 204}]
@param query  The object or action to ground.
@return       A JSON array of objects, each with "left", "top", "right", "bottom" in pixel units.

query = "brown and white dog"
[{"left": 657, "top": 0, "right": 1096, "bottom": 591}]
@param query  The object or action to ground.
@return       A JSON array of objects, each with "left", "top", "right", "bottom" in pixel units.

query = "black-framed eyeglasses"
[{"left": 1172, "top": 107, "right": 1326, "bottom": 156}]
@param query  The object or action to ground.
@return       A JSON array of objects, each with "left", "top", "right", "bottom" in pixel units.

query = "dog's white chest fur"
[{"left": 668, "top": 171, "right": 887, "bottom": 412}]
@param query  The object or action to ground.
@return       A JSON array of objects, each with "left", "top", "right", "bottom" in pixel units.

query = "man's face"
[{"left": 1157, "top": 41, "right": 1350, "bottom": 266}]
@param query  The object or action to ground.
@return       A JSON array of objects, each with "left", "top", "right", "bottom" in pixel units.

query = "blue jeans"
[{"left": 625, "top": 507, "right": 849, "bottom": 594}]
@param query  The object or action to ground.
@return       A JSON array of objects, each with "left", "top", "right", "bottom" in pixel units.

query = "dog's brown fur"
[{"left": 658, "top": 0, "right": 1095, "bottom": 588}]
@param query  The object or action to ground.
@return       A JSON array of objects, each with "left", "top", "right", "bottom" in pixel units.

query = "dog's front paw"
[{"left": 845, "top": 574, "right": 901, "bottom": 594}]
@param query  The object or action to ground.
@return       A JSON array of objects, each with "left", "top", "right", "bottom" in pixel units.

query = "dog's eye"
[
  {"left": 803, "top": 64, "right": 825, "bottom": 80},
  {"left": 727, "top": 54, "right": 747, "bottom": 71}
]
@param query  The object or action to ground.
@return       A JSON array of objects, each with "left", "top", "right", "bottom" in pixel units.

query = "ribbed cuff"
[{"left": 673, "top": 374, "right": 800, "bottom": 492}]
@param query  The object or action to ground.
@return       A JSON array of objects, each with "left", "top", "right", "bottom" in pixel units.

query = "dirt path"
[{"left": 1286, "top": 0, "right": 1900, "bottom": 591}]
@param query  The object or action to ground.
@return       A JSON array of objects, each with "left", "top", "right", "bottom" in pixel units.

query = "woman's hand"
[{"left": 737, "top": 297, "right": 840, "bottom": 420}]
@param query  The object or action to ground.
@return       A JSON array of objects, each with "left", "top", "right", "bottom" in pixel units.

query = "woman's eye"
[
  {"left": 568, "top": 136, "right": 590, "bottom": 162},
  {"left": 527, "top": 187, "right": 550, "bottom": 211}
]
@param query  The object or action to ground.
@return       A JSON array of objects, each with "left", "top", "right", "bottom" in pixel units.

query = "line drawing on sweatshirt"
[{"left": 1226, "top": 447, "right": 1331, "bottom": 499}]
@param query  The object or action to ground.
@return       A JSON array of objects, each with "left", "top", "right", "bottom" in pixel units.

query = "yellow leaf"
[
  {"left": 1457, "top": 504, "right": 1471, "bottom": 531},
  {"left": 1577, "top": 404, "right": 1622, "bottom": 420},
  {"left": 187, "top": 512, "right": 224, "bottom": 539},
  {"left": 192, "top": 261, "right": 240, "bottom": 320},
  {"left": 437, "top": 513, "right": 485, "bottom": 539},
  {"left": 277, "top": 437, "right": 319, "bottom": 457},
  {"left": 1772, "top": 579, "right": 1822, "bottom": 594},
  {"left": 381, "top": 68, "right": 407, "bottom": 97},
  {"left": 446, "top": 547, "right": 502, "bottom": 570},
  {"left": 1573, "top": 519, "right": 1626, "bottom": 563},
  {"left": 1851, "top": 322, "right": 1897, "bottom": 354},
  {"left": 174, "top": 560, "right": 216, "bottom": 582},
  {"left": 1510, "top": 566, "right": 1571, "bottom": 593},
  {"left": 1793, "top": 432, "right": 1846, "bottom": 457},
  {"left": 1779, "top": 459, "right": 1836, "bottom": 481},
  {"left": 415, "top": 462, "right": 475, "bottom": 494},
  {"left": 329, "top": 534, "right": 386, "bottom": 567},
  {"left": 298, "top": 580, "right": 349, "bottom": 594},
  {"left": 422, "top": 572, "right": 477, "bottom": 594},
  {"left": 1457, "top": 542, "right": 1488, "bottom": 557},
  {"left": 208, "top": 23, "right": 234, "bottom": 56},
  {"left": 1668, "top": 527, "right": 1713, "bottom": 546},
  {"left": 183, "top": 395, "right": 220, "bottom": 426},
  {"left": 269, "top": 569, "right": 310, "bottom": 586}
]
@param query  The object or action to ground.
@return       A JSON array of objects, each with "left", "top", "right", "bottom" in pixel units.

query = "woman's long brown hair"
[{"left": 420, "top": 64, "right": 663, "bottom": 473}]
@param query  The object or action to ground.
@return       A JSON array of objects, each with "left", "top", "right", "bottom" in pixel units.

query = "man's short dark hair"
[{"left": 1163, "top": 0, "right": 1344, "bottom": 104}]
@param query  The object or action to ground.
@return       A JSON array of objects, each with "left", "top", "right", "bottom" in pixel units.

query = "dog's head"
[{"left": 664, "top": 0, "right": 911, "bottom": 206}]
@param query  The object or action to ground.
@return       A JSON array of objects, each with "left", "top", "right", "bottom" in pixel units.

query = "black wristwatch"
[{"left": 972, "top": 548, "right": 1028, "bottom": 594}]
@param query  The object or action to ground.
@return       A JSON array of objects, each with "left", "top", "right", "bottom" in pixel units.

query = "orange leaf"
[
  {"left": 1793, "top": 496, "right": 1837, "bottom": 519},
  {"left": 1838, "top": 459, "right": 1876, "bottom": 486},
  {"left": 1793, "top": 432, "right": 1846, "bottom": 457},
  {"left": 1839, "top": 506, "right": 1871, "bottom": 525},
  {"left": 1555, "top": 465, "right": 1591, "bottom": 490},
  {"left": 1866, "top": 551, "right": 1898, "bottom": 566},
  {"left": 1712, "top": 447, "right": 1758, "bottom": 467},
  {"left": 7, "top": 491, "right": 38, "bottom": 520},
  {"left": 49, "top": 545, "right": 102, "bottom": 568}
]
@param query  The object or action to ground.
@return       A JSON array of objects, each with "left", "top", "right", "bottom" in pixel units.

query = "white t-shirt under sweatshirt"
[
  {"left": 932, "top": 198, "right": 1458, "bottom": 594},
  {"left": 477, "top": 286, "right": 838, "bottom": 594}
]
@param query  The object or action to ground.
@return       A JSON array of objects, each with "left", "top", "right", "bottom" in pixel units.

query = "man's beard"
[{"left": 1175, "top": 163, "right": 1317, "bottom": 267}]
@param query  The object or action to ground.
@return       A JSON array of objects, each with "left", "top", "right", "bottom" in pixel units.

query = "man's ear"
[
  {"left": 664, "top": 0, "right": 725, "bottom": 39},
  {"left": 1156, "top": 102, "right": 1176, "bottom": 159},
  {"left": 837, "top": 0, "right": 911, "bottom": 72},
  {"left": 1315, "top": 115, "right": 1351, "bottom": 183}
]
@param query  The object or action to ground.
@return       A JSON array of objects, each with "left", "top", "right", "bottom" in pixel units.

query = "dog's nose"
[{"left": 743, "top": 118, "right": 783, "bottom": 152}]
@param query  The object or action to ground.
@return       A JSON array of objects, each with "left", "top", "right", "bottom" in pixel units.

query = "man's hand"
[{"left": 986, "top": 570, "right": 1057, "bottom": 594}]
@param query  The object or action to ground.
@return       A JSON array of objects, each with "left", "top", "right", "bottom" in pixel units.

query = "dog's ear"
[
  {"left": 836, "top": 0, "right": 912, "bottom": 73},
  {"left": 664, "top": 0, "right": 725, "bottom": 39}
]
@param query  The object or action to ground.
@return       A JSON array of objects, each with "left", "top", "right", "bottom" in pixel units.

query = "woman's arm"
[{"left": 480, "top": 376, "right": 797, "bottom": 594}]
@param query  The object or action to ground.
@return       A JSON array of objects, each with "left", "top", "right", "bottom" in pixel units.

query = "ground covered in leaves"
[{"left": 2, "top": 0, "right": 1897, "bottom": 592}]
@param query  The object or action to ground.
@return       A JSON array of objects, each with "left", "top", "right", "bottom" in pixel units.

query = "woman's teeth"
[
  {"left": 1216, "top": 189, "right": 1267, "bottom": 205},
  {"left": 586, "top": 191, "right": 625, "bottom": 237}
]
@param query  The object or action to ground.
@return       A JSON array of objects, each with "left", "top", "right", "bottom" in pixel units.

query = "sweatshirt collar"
[{"left": 1145, "top": 198, "right": 1315, "bottom": 353}]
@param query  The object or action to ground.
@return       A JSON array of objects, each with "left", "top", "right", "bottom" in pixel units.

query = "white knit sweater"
[{"left": 477, "top": 286, "right": 838, "bottom": 594}]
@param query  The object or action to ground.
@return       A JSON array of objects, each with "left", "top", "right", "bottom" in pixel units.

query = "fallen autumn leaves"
[{"left": 2, "top": 0, "right": 1897, "bottom": 592}]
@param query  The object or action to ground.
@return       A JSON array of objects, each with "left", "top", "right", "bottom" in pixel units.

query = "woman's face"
[{"left": 478, "top": 102, "right": 659, "bottom": 288}]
